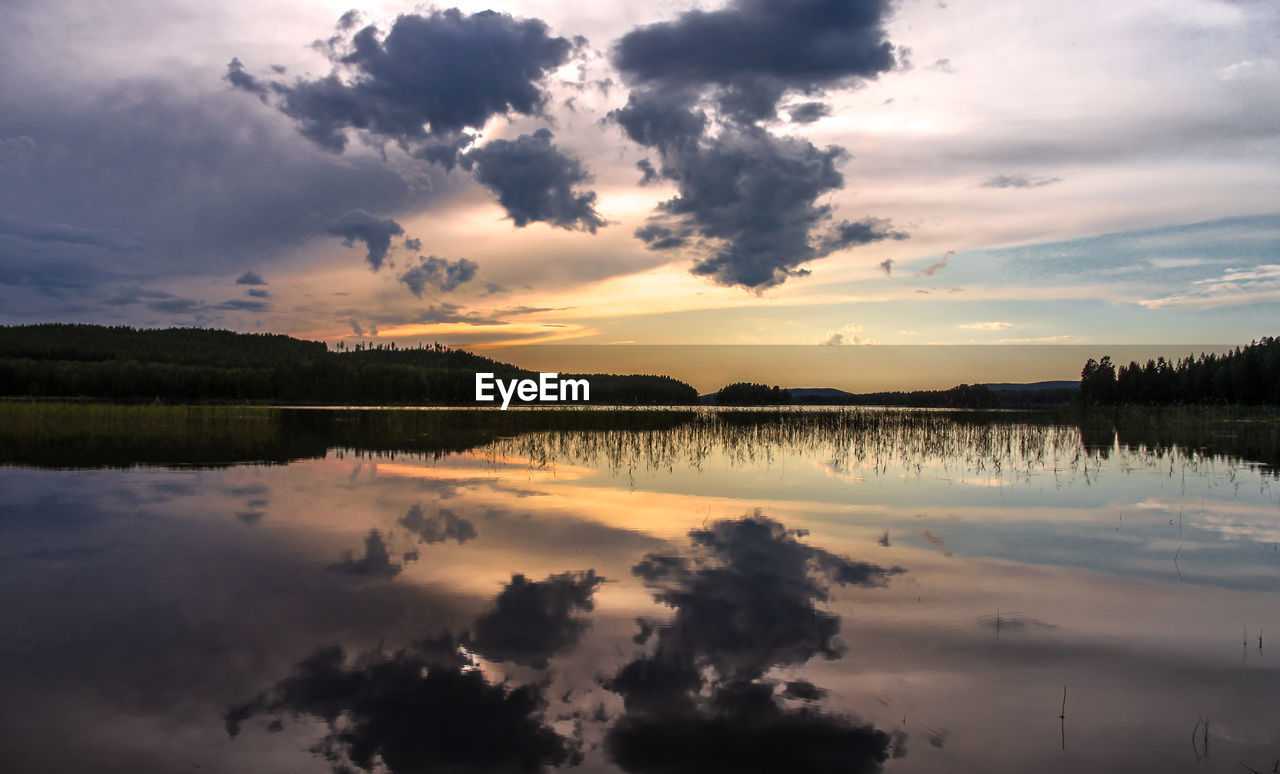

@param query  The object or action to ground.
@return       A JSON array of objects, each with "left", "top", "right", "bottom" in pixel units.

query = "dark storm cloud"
[
  {"left": 0, "top": 214, "right": 134, "bottom": 252},
  {"left": 818, "top": 217, "right": 910, "bottom": 252},
  {"left": 338, "top": 302, "right": 503, "bottom": 328},
  {"left": 788, "top": 101, "right": 832, "bottom": 124},
  {"left": 234, "top": 270, "right": 266, "bottom": 286},
  {"left": 398, "top": 504, "right": 477, "bottom": 544},
  {"left": 245, "top": 288, "right": 269, "bottom": 298},
  {"left": 336, "top": 9, "right": 363, "bottom": 30},
  {"left": 642, "top": 127, "right": 845, "bottom": 288},
  {"left": 0, "top": 82, "right": 443, "bottom": 312},
  {"left": 979, "top": 173, "right": 1063, "bottom": 189},
  {"left": 468, "top": 570, "right": 605, "bottom": 668},
  {"left": 226, "top": 638, "right": 579, "bottom": 773},
  {"left": 636, "top": 158, "right": 660, "bottom": 184},
  {"left": 608, "top": 1, "right": 904, "bottom": 290},
  {"left": 343, "top": 301, "right": 517, "bottom": 328},
  {"left": 327, "top": 529, "right": 401, "bottom": 578},
  {"left": 98, "top": 287, "right": 272, "bottom": 316},
  {"left": 399, "top": 255, "right": 479, "bottom": 296},
  {"left": 613, "top": 0, "right": 898, "bottom": 121},
  {"left": 0, "top": 260, "right": 117, "bottom": 297},
  {"left": 325, "top": 209, "right": 405, "bottom": 271},
  {"left": 604, "top": 514, "right": 903, "bottom": 774},
  {"left": 634, "top": 223, "right": 689, "bottom": 250},
  {"left": 230, "top": 9, "right": 573, "bottom": 162},
  {"left": 614, "top": 0, "right": 896, "bottom": 122},
  {"left": 16, "top": 2, "right": 620, "bottom": 317},
  {"left": 213, "top": 298, "right": 271, "bottom": 312},
  {"left": 462, "top": 129, "right": 606, "bottom": 232},
  {"left": 627, "top": 125, "right": 908, "bottom": 290},
  {"left": 610, "top": 90, "right": 707, "bottom": 150},
  {"left": 224, "top": 57, "right": 267, "bottom": 100},
  {"left": 782, "top": 680, "right": 827, "bottom": 702},
  {"left": 414, "top": 304, "right": 502, "bottom": 324}
]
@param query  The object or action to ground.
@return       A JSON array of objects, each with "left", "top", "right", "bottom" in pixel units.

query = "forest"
[
  {"left": 0, "top": 324, "right": 699, "bottom": 405},
  {"left": 1079, "top": 337, "right": 1280, "bottom": 405},
  {"left": 828, "top": 383, "right": 999, "bottom": 409},
  {"left": 712, "top": 382, "right": 793, "bottom": 405},
  {"left": 783, "top": 383, "right": 1002, "bottom": 408}
]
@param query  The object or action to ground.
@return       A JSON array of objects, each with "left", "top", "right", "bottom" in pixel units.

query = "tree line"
[
  {"left": 811, "top": 383, "right": 999, "bottom": 409},
  {"left": 713, "top": 383, "right": 793, "bottom": 405},
  {"left": 708, "top": 382, "right": 1003, "bottom": 408},
  {"left": 1080, "top": 337, "right": 1280, "bottom": 406},
  {"left": 0, "top": 324, "right": 698, "bottom": 405}
]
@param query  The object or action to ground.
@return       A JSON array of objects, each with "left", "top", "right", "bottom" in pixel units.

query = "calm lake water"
[{"left": 1, "top": 407, "right": 1278, "bottom": 773}]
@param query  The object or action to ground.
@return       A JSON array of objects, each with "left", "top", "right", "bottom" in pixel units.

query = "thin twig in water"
[{"left": 1058, "top": 684, "right": 1067, "bottom": 751}]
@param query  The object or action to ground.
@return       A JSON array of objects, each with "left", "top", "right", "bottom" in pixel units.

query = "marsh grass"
[
  {"left": 485, "top": 408, "right": 1078, "bottom": 479},
  {"left": 0, "top": 402, "right": 293, "bottom": 468},
  {"left": 2, "top": 402, "right": 1277, "bottom": 477},
  {"left": 485, "top": 407, "right": 1280, "bottom": 482}
]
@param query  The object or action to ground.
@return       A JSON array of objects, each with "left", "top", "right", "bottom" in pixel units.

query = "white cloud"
[
  {"left": 1217, "top": 58, "right": 1279, "bottom": 81},
  {"left": 819, "top": 322, "right": 869, "bottom": 346},
  {"left": 998, "top": 335, "right": 1076, "bottom": 343},
  {"left": 1140, "top": 264, "right": 1280, "bottom": 308},
  {"left": 958, "top": 321, "right": 1015, "bottom": 330}
]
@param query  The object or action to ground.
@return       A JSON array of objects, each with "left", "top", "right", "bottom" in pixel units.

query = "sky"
[{"left": 2, "top": 0, "right": 1279, "bottom": 354}]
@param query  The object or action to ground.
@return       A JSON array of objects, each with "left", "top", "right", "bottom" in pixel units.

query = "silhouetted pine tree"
[{"left": 1080, "top": 338, "right": 1280, "bottom": 405}]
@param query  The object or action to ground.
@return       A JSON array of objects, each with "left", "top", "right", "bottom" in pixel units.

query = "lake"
[{"left": 1, "top": 405, "right": 1277, "bottom": 773}]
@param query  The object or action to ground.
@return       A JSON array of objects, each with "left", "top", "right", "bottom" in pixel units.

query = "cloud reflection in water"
[{"left": 228, "top": 513, "right": 903, "bottom": 773}]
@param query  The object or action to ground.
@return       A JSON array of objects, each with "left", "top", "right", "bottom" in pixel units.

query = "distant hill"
[
  {"left": 0, "top": 324, "right": 698, "bottom": 406},
  {"left": 786, "top": 388, "right": 856, "bottom": 400},
  {"left": 706, "top": 382, "right": 1080, "bottom": 408},
  {"left": 788, "top": 383, "right": 1079, "bottom": 400},
  {"left": 702, "top": 384, "right": 998, "bottom": 408}
]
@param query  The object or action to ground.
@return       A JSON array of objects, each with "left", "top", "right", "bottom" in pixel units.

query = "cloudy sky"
[{"left": 2, "top": 0, "right": 1278, "bottom": 349}]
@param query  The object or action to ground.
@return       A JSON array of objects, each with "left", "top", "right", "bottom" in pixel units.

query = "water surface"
[{"left": 1, "top": 407, "right": 1277, "bottom": 773}]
